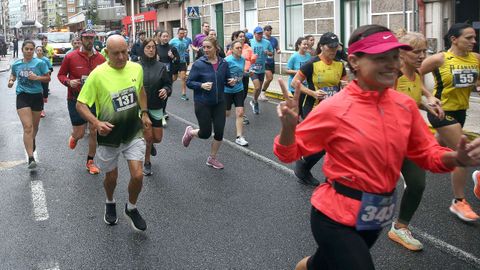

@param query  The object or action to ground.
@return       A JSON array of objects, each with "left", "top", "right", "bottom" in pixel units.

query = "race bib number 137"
[{"left": 111, "top": 87, "right": 138, "bottom": 112}]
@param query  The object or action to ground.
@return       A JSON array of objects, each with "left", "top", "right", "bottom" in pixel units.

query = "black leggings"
[
  {"left": 307, "top": 208, "right": 381, "bottom": 270},
  {"left": 242, "top": 74, "right": 250, "bottom": 102},
  {"left": 42, "top": 82, "right": 49, "bottom": 99},
  {"left": 194, "top": 102, "right": 226, "bottom": 141},
  {"left": 397, "top": 158, "right": 426, "bottom": 225}
]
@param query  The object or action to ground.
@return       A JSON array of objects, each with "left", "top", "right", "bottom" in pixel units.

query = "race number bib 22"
[
  {"left": 452, "top": 69, "right": 478, "bottom": 88},
  {"left": 111, "top": 87, "right": 138, "bottom": 112},
  {"left": 356, "top": 191, "right": 396, "bottom": 231}
]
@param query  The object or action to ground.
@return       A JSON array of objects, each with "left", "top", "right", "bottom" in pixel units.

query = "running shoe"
[
  {"left": 124, "top": 204, "right": 147, "bottom": 231},
  {"left": 182, "top": 126, "right": 194, "bottom": 147},
  {"left": 471, "top": 170, "right": 480, "bottom": 200},
  {"left": 449, "top": 199, "right": 479, "bottom": 222},
  {"left": 250, "top": 100, "right": 259, "bottom": 115},
  {"left": 104, "top": 202, "right": 118, "bottom": 225},
  {"left": 143, "top": 162, "right": 152, "bottom": 176},
  {"left": 206, "top": 156, "right": 224, "bottom": 169},
  {"left": 235, "top": 136, "right": 249, "bottom": 147},
  {"left": 28, "top": 159, "right": 37, "bottom": 170},
  {"left": 86, "top": 160, "right": 100, "bottom": 175},
  {"left": 68, "top": 136, "right": 77, "bottom": 150},
  {"left": 180, "top": 94, "right": 189, "bottom": 101},
  {"left": 150, "top": 144, "right": 157, "bottom": 156},
  {"left": 40, "top": 110, "right": 46, "bottom": 118},
  {"left": 387, "top": 222, "right": 423, "bottom": 251},
  {"left": 294, "top": 159, "right": 320, "bottom": 186},
  {"left": 243, "top": 115, "right": 250, "bottom": 125},
  {"left": 258, "top": 92, "right": 268, "bottom": 101}
]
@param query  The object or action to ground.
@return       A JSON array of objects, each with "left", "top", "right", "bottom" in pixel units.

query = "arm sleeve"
[
  {"left": 186, "top": 63, "right": 203, "bottom": 90},
  {"left": 162, "top": 66, "right": 173, "bottom": 96},
  {"left": 406, "top": 102, "right": 454, "bottom": 173},
  {"left": 273, "top": 103, "right": 338, "bottom": 163}
]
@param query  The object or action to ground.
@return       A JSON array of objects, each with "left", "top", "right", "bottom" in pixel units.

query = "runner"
[
  {"left": 305, "top": 35, "right": 316, "bottom": 56},
  {"left": 420, "top": 23, "right": 480, "bottom": 222},
  {"left": 273, "top": 24, "right": 480, "bottom": 270},
  {"left": 76, "top": 35, "right": 150, "bottom": 231},
  {"left": 388, "top": 30, "right": 445, "bottom": 251},
  {"left": 65, "top": 37, "right": 82, "bottom": 55},
  {"left": 225, "top": 39, "right": 248, "bottom": 146},
  {"left": 41, "top": 35, "right": 54, "bottom": 65},
  {"left": 260, "top": 25, "right": 281, "bottom": 101},
  {"left": 183, "top": 36, "right": 235, "bottom": 169},
  {"left": 140, "top": 38, "right": 172, "bottom": 176},
  {"left": 57, "top": 29, "right": 106, "bottom": 175},
  {"left": 169, "top": 28, "right": 190, "bottom": 101},
  {"left": 156, "top": 30, "right": 179, "bottom": 127},
  {"left": 35, "top": 46, "right": 53, "bottom": 118},
  {"left": 286, "top": 37, "right": 311, "bottom": 94},
  {"left": 192, "top": 22, "right": 210, "bottom": 59},
  {"left": 291, "top": 32, "right": 346, "bottom": 186},
  {"left": 130, "top": 30, "right": 146, "bottom": 62},
  {"left": 7, "top": 40, "right": 51, "bottom": 169},
  {"left": 226, "top": 30, "right": 257, "bottom": 125},
  {"left": 249, "top": 26, "right": 273, "bottom": 115},
  {"left": 195, "top": 29, "right": 226, "bottom": 59},
  {"left": 12, "top": 37, "right": 18, "bottom": 58}
]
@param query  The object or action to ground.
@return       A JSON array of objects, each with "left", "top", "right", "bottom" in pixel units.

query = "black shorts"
[
  {"left": 265, "top": 62, "right": 275, "bottom": 73},
  {"left": 148, "top": 111, "right": 164, "bottom": 128},
  {"left": 172, "top": 62, "right": 187, "bottom": 75},
  {"left": 251, "top": 72, "right": 265, "bottom": 83},
  {"left": 68, "top": 99, "right": 96, "bottom": 126},
  {"left": 16, "top": 92, "right": 44, "bottom": 111},
  {"left": 427, "top": 110, "right": 466, "bottom": 128},
  {"left": 225, "top": 91, "right": 245, "bottom": 110}
]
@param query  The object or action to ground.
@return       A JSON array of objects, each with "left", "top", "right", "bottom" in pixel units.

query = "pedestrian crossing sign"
[{"left": 187, "top": 6, "right": 200, "bottom": 18}]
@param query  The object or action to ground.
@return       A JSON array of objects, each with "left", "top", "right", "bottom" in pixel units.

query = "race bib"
[
  {"left": 252, "top": 63, "right": 263, "bottom": 72},
  {"left": 111, "top": 87, "right": 138, "bottom": 112},
  {"left": 320, "top": 86, "right": 340, "bottom": 98},
  {"left": 356, "top": 191, "right": 396, "bottom": 231},
  {"left": 452, "top": 69, "right": 478, "bottom": 88}
]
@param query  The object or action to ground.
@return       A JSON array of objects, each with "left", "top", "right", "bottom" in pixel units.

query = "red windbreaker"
[
  {"left": 57, "top": 48, "right": 106, "bottom": 100},
  {"left": 274, "top": 80, "right": 454, "bottom": 226}
]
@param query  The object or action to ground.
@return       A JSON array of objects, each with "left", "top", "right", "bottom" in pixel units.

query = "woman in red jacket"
[{"left": 274, "top": 24, "right": 480, "bottom": 270}]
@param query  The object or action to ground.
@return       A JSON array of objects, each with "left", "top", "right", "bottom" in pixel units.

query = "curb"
[
  {"left": 0, "top": 63, "right": 11, "bottom": 73},
  {"left": 250, "top": 86, "right": 480, "bottom": 139}
]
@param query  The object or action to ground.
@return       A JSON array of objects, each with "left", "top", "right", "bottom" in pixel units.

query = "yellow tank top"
[
  {"left": 433, "top": 51, "right": 479, "bottom": 111},
  {"left": 395, "top": 71, "right": 422, "bottom": 106}
]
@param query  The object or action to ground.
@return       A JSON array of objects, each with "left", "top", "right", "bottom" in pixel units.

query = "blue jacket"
[{"left": 187, "top": 56, "right": 232, "bottom": 105}]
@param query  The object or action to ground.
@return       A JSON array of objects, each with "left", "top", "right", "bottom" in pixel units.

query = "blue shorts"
[{"left": 68, "top": 99, "right": 96, "bottom": 126}]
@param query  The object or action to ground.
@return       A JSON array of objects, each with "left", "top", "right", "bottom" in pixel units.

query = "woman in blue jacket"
[{"left": 183, "top": 36, "right": 235, "bottom": 169}]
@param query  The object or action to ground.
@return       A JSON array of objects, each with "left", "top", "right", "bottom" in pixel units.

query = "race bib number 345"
[
  {"left": 452, "top": 69, "right": 478, "bottom": 88},
  {"left": 111, "top": 87, "right": 138, "bottom": 112}
]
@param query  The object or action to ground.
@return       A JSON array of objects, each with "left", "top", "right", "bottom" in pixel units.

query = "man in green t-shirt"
[
  {"left": 76, "top": 35, "right": 151, "bottom": 231},
  {"left": 41, "top": 35, "right": 55, "bottom": 65}
]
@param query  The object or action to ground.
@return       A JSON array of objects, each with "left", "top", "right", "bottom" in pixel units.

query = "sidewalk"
[
  {"left": 254, "top": 73, "right": 480, "bottom": 138},
  {"left": 0, "top": 53, "right": 13, "bottom": 73}
]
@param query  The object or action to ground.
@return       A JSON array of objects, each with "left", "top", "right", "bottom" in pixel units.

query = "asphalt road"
[{"left": 0, "top": 65, "right": 479, "bottom": 270}]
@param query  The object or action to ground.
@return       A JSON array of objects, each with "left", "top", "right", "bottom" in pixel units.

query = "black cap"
[{"left": 319, "top": 32, "right": 339, "bottom": 48}]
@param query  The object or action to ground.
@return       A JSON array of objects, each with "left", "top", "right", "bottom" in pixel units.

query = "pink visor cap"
[{"left": 348, "top": 31, "right": 412, "bottom": 55}]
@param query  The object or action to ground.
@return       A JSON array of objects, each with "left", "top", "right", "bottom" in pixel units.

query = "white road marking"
[
  {"left": 169, "top": 111, "right": 480, "bottom": 268},
  {"left": 38, "top": 261, "right": 60, "bottom": 270},
  {"left": 0, "top": 160, "right": 25, "bottom": 170},
  {"left": 30, "top": 180, "right": 49, "bottom": 221}
]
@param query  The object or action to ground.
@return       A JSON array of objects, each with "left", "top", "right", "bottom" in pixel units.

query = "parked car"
[{"left": 39, "top": 32, "right": 74, "bottom": 65}]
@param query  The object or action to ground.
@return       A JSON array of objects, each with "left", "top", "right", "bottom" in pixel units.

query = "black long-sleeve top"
[{"left": 140, "top": 56, "right": 172, "bottom": 110}]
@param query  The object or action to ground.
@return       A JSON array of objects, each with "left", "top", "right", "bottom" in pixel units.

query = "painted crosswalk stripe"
[{"left": 30, "top": 180, "right": 49, "bottom": 221}]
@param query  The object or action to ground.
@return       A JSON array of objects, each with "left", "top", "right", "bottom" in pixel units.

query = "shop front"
[{"left": 122, "top": 10, "right": 157, "bottom": 38}]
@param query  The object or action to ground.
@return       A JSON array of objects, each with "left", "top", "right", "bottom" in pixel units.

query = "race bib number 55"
[
  {"left": 452, "top": 69, "right": 478, "bottom": 88},
  {"left": 111, "top": 87, "right": 138, "bottom": 112}
]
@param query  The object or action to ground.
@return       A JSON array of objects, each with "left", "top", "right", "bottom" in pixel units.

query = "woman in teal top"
[
  {"left": 36, "top": 45, "right": 53, "bottom": 118},
  {"left": 7, "top": 40, "right": 51, "bottom": 169},
  {"left": 286, "top": 37, "right": 311, "bottom": 93}
]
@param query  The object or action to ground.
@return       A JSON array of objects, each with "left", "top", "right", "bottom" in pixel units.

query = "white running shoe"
[
  {"left": 387, "top": 222, "right": 423, "bottom": 251},
  {"left": 235, "top": 136, "right": 249, "bottom": 147}
]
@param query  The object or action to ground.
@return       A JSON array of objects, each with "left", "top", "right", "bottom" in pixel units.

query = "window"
[
  {"left": 342, "top": 0, "right": 370, "bottom": 45},
  {"left": 68, "top": 7, "right": 75, "bottom": 12},
  {"left": 68, "top": 0, "right": 75, "bottom": 3},
  {"left": 244, "top": 0, "right": 257, "bottom": 34},
  {"left": 285, "top": 0, "right": 302, "bottom": 50}
]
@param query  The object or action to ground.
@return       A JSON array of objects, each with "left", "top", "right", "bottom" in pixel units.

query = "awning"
[
  {"left": 14, "top": 20, "right": 43, "bottom": 28},
  {"left": 66, "top": 12, "right": 86, "bottom": 26}
]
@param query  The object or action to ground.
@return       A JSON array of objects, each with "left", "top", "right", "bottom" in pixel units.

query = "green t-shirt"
[
  {"left": 44, "top": 44, "right": 54, "bottom": 64},
  {"left": 77, "top": 61, "right": 144, "bottom": 147}
]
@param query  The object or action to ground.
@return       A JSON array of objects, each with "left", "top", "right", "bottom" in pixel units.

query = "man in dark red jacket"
[{"left": 58, "top": 29, "right": 106, "bottom": 175}]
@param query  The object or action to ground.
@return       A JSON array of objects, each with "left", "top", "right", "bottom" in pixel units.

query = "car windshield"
[{"left": 45, "top": 33, "right": 71, "bottom": 43}]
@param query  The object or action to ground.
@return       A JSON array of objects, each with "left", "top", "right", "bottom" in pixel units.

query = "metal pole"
[{"left": 131, "top": 0, "right": 135, "bottom": 44}]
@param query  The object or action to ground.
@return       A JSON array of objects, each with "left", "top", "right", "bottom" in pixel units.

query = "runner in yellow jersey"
[
  {"left": 389, "top": 30, "right": 444, "bottom": 251},
  {"left": 41, "top": 35, "right": 55, "bottom": 65},
  {"left": 291, "top": 32, "right": 346, "bottom": 186},
  {"left": 420, "top": 23, "right": 480, "bottom": 222}
]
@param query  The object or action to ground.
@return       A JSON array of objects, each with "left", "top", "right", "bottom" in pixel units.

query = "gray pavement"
[{"left": 0, "top": 67, "right": 479, "bottom": 269}]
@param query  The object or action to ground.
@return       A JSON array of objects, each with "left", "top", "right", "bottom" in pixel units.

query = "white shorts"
[{"left": 97, "top": 138, "right": 146, "bottom": 173}]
